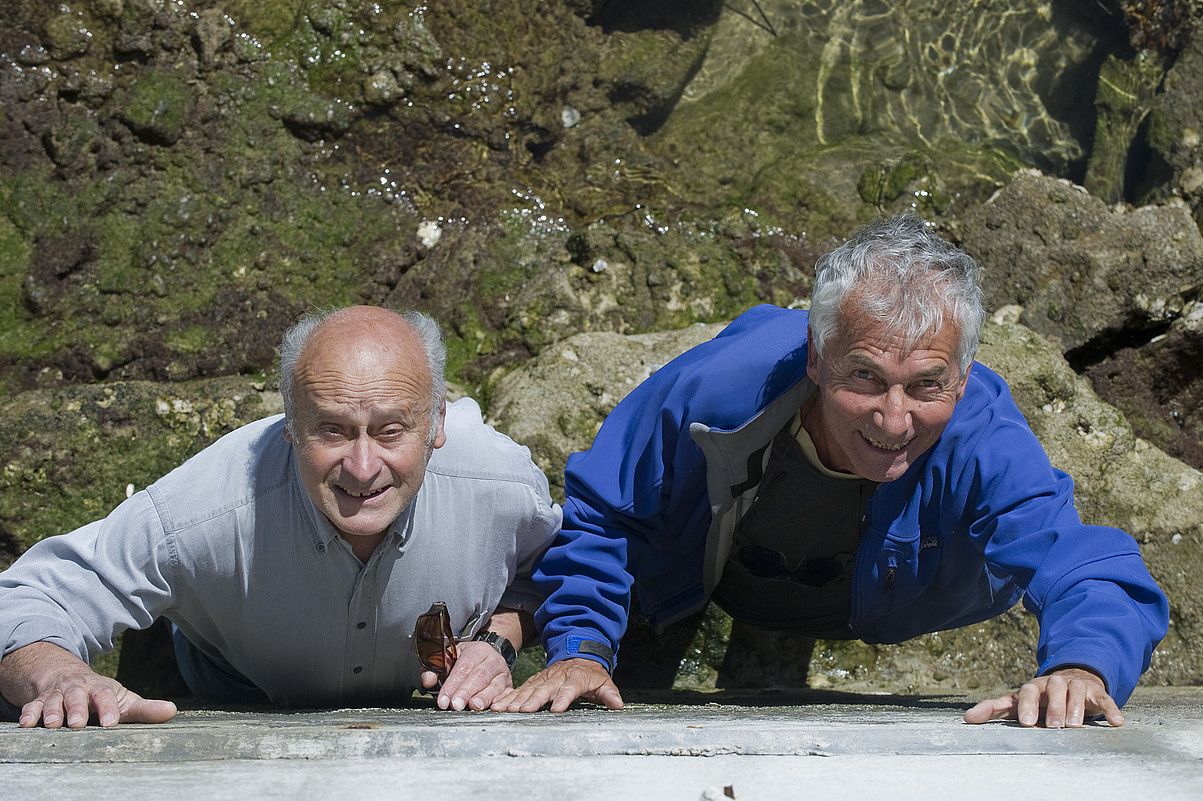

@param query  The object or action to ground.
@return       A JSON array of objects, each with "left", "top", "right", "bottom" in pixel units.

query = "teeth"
[
  {"left": 342, "top": 487, "right": 385, "bottom": 498},
  {"left": 864, "top": 434, "right": 908, "bottom": 451}
]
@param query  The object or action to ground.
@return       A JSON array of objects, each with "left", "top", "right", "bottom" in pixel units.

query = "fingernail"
[
  {"left": 438, "top": 695, "right": 449, "bottom": 708},
  {"left": 452, "top": 696, "right": 466, "bottom": 711},
  {"left": 1020, "top": 713, "right": 1036, "bottom": 726},
  {"left": 471, "top": 698, "right": 485, "bottom": 710}
]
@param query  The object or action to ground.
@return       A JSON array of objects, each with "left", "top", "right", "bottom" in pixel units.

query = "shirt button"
[
  {"left": 357, "top": 621, "right": 367, "bottom": 629},
  {"left": 353, "top": 666, "right": 363, "bottom": 674}
]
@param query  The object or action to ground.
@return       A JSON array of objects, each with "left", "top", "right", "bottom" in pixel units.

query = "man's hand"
[
  {"left": 490, "top": 658, "right": 623, "bottom": 713},
  {"left": 419, "top": 606, "right": 532, "bottom": 711},
  {"left": 963, "top": 667, "right": 1124, "bottom": 728},
  {"left": 420, "top": 640, "right": 512, "bottom": 711},
  {"left": 0, "top": 642, "right": 177, "bottom": 729}
]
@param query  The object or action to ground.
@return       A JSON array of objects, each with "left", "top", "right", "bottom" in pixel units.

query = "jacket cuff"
[{"left": 545, "top": 632, "right": 616, "bottom": 673}]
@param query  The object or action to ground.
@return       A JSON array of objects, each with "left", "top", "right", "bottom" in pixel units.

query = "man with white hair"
[
  {"left": 0, "top": 306, "right": 560, "bottom": 727},
  {"left": 499, "top": 214, "right": 1168, "bottom": 728}
]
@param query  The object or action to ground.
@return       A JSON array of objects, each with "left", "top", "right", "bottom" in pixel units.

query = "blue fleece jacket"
[{"left": 533, "top": 305, "right": 1168, "bottom": 705}]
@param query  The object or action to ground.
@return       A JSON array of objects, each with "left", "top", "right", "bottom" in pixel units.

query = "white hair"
[
  {"left": 277, "top": 307, "right": 447, "bottom": 441},
  {"left": 809, "top": 214, "right": 984, "bottom": 374}
]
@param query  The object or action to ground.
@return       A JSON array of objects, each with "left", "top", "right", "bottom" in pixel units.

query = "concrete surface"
[{"left": 2, "top": 687, "right": 1201, "bottom": 800}]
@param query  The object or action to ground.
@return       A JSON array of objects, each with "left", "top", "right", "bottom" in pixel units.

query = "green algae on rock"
[{"left": 0, "top": 377, "right": 279, "bottom": 564}]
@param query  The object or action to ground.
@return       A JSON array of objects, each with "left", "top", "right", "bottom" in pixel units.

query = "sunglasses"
[{"left": 413, "top": 601, "right": 458, "bottom": 681}]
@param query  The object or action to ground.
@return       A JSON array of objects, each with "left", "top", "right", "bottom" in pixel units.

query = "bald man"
[{"left": 0, "top": 307, "right": 561, "bottom": 727}]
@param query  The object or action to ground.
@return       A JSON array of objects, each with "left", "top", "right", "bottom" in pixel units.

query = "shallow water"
[{"left": 681, "top": 0, "right": 1112, "bottom": 173}]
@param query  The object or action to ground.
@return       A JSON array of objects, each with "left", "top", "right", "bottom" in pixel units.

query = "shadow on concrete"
[{"left": 622, "top": 687, "right": 970, "bottom": 711}]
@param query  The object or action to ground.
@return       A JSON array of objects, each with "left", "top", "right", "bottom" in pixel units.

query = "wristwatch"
[{"left": 472, "top": 631, "right": 518, "bottom": 670}]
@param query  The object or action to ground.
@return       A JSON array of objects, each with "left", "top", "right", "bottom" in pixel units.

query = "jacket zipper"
[{"left": 883, "top": 553, "right": 898, "bottom": 603}]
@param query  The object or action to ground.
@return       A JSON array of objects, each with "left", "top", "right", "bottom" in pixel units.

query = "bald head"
[{"left": 278, "top": 306, "right": 447, "bottom": 440}]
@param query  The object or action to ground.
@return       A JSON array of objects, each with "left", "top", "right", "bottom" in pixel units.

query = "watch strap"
[{"left": 472, "top": 630, "right": 518, "bottom": 670}]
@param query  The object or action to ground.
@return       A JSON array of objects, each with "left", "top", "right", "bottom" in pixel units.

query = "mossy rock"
[
  {"left": 118, "top": 68, "right": 195, "bottom": 145},
  {"left": 0, "top": 377, "right": 281, "bottom": 565}
]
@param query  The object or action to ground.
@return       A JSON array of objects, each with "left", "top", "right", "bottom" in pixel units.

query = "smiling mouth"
[
  {"left": 861, "top": 432, "right": 910, "bottom": 452},
  {"left": 336, "top": 485, "right": 389, "bottom": 500}
]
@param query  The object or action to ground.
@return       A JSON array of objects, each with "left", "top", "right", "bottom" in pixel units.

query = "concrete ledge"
[{"left": 2, "top": 688, "right": 1201, "bottom": 800}]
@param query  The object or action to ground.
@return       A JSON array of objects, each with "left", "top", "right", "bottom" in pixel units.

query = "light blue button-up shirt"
[{"left": 0, "top": 398, "right": 560, "bottom": 707}]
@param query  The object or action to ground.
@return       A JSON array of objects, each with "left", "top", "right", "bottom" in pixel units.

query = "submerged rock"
[
  {"left": 1144, "top": 20, "right": 1203, "bottom": 217},
  {"left": 1085, "top": 53, "right": 1163, "bottom": 203}
]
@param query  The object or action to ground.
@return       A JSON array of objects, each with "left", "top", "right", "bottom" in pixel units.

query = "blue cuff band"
[{"left": 566, "top": 635, "right": 615, "bottom": 672}]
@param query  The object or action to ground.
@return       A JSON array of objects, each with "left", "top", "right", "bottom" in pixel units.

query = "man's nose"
[
  {"left": 342, "top": 435, "right": 382, "bottom": 480},
  {"left": 873, "top": 386, "right": 913, "bottom": 436}
]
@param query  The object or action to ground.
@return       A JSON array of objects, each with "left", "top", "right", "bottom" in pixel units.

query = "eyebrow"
[{"left": 846, "top": 354, "right": 950, "bottom": 380}]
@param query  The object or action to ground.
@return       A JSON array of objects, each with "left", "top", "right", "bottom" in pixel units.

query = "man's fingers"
[
  {"left": 489, "top": 687, "right": 518, "bottom": 711},
  {"left": 509, "top": 681, "right": 554, "bottom": 712},
  {"left": 506, "top": 675, "right": 559, "bottom": 712},
  {"left": 965, "top": 671, "right": 1125, "bottom": 729},
  {"left": 63, "top": 684, "right": 95, "bottom": 729},
  {"left": 90, "top": 684, "right": 122, "bottom": 728},
  {"left": 1089, "top": 690, "right": 1125, "bottom": 728},
  {"left": 587, "top": 682, "right": 624, "bottom": 710},
  {"left": 40, "top": 690, "right": 66, "bottom": 729},
  {"left": 121, "top": 696, "right": 177, "bottom": 725},
  {"left": 435, "top": 643, "right": 510, "bottom": 712},
  {"left": 469, "top": 672, "right": 512, "bottom": 711},
  {"left": 549, "top": 681, "right": 583, "bottom": 713},
  {"left": 962, "top": 695, "right": 1016, "bottom": 724},
  {"left": 1064, "top": 678, "right": 1089, "bottom": 728},
  {"left": 1082, "top": 683, "right": 1126, "bottom": 726},
  {"left": 1043, "top": 674, "right": 1069, "bottom": 729},
  {"left": 18, "top": 698, "right": 45, "bottom": 729},
  {"left": 1016, "top": 681, "right": 1044, "bottom": 727}
]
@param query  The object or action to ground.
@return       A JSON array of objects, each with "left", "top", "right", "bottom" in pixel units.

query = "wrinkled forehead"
[{"left": 294, "top": 334, "right": 431, "bottom": 409}]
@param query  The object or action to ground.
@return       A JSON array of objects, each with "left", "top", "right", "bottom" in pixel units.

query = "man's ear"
[
  {"left": 806, "top": 327, "right": 821, "bottom": 382},
  {"left": 955, "top": 362, "right": 973, "bottom": 401},
  {"left": 432, "top": 400, "right": 448, "bottom": 450}
]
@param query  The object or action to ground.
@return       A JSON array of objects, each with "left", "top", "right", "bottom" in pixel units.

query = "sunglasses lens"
[{"left": 413, "top": 603, "right": 457, "bottom": 680}]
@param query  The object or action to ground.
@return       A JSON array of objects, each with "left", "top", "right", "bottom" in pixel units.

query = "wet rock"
[
  {"left": 1084, "top": 53, "right": 1163, "bottom": 203},
  {"left": 386, "top": 216, "right": 815, "bottom": 391},
  {"left": 43, "top": 11, "right": 95, "bottom": 60},
  {"left": 1145, "top": 20, "right": 1203, "bottom": 215},
  {"left": 960, "top": 170, "right": 1203, "bottom": 352},
  {"left": 1083, "top": 308, "right": 1203, "bottom": 471},
  {"left": 596, "top": 20, "right": 716, "bottom": 134},
  {"left": 117, "top": 68, "right": 195, "bottom": 145},
  {"left": 392, "top": 8, "right": 442, "bottom": 79},
  {"left": 1100, "top": 0, "right": 1203, "bottom": 56},
  {"left": 42, "top": 114, "right": 102, "bottom": 168},
  {"left": 488, "top": 314, "right": 1203, "bottom": 693},
  {"left": 192, "top": 8, "right": 233, "bottom": 68}
]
